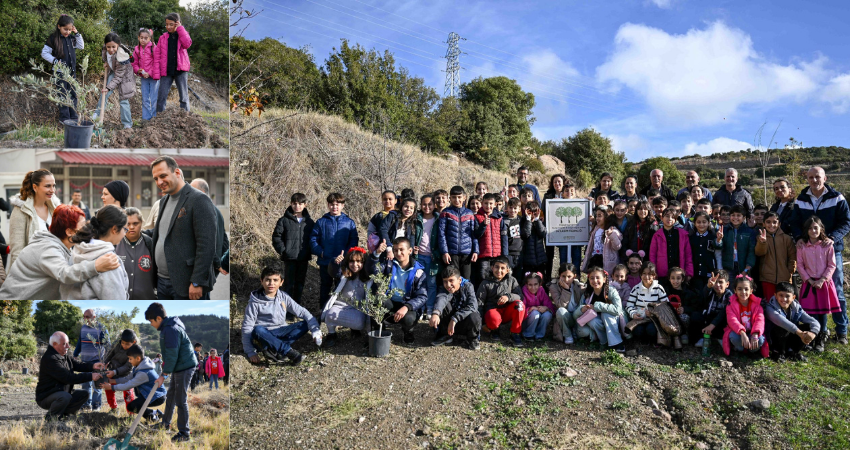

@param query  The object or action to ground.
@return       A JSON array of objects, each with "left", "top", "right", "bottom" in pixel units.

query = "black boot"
[
  {"left": 285, "top": 348, "right": 304, "bottom": 365},
  {"left": 813, "top": 331, "right": 827, "bottom": 353},
  {"left": 324, "top": 333, "right": 338, "bottom": 348}
]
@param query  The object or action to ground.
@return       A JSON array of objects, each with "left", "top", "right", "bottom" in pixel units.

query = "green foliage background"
[
  {"left": 138, "top": 314, "right": 228, "bottom": 357},
  {"left": 33, "top": 300, "right": 82, "bottom": 342},
  {"left": 0, "top": 301, "right": 37, "bottom": 359}
]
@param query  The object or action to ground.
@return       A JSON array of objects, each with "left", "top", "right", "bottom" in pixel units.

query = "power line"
[{"left": 443, "top": 32, "right": 464, "bottom": 98}]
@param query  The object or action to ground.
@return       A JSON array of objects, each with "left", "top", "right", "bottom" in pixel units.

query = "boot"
[
  {"left": 656, "top": 331, "right": 670, "bottom": 347},
  {"left": 285, "top": 348, "right": 304, "bottom": 365},
  {"left": 813, "top": 331, "right": 827, "bottom": 353},
  {"left": 672, "top": 335, "right": 683, "bottom": 350}
]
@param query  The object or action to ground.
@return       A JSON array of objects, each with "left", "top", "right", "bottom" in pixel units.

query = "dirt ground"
[
  {"left": 228, "top": 261, "right": 850, "bottom": 450},
  {"left": 0, "top": 74, "right": 228, "bottom": 148}
]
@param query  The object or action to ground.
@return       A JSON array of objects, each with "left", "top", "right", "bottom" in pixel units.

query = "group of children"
[
  {"left": 42, "top": 13, "right": 192, "bottom": 128},
  {"left": 257, "top": 177, "right": 843, "bottom": 363}
]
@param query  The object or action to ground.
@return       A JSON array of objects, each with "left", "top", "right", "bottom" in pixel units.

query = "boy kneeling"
[
  {"left": 101, "top": 344, "right": 167, "bottom": 422},
  {"left": 242, "top": 264, "right": 322, "bottom": 365},
  {"left": 430, "top": 266, "right": 482, "bottom": 350},
  {"left": 764, "top": 282, "right": 819, "bottom": 362}
]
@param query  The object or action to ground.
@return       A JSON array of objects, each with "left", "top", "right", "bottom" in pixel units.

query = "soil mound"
[{"left": 110, "top": 108, "right": 227, "bottom": 148}]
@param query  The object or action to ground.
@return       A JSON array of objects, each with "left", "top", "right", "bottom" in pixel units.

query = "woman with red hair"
[{"left": 0, "top": 204, "right": 120, "bottom": 300}]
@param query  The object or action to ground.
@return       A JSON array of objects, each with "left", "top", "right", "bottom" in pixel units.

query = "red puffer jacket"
[{"left": 474, "top": 209, "right": 508, "bottom": 258}]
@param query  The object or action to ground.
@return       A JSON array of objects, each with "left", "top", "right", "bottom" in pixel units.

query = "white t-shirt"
[
  {"left": 36, "top": 211, "right": 52, "bottom": 232},
  {"left": 420, "top": 217, "right": 435, "bottom": 256}
]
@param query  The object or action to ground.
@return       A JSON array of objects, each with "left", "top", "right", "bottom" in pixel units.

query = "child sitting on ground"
[
  {"left": 478, "top": 256, "right": 524, "bottom": 347},
  {"left": 626, "top": 261, "right": 673, "bottom": 346},
  {"left": 692, "top": 270, "right": 733, "bottom": 348},
  {"left": 521, "top": 272, "right": 555, "bottom": 341},
  {"left": 722, "top": 276, "right": 767, "bottom": 358},
  {"left": 663, "top": 267, "right": 696, "bottom": 345},
  {"left": 101, "top": 344, "right": 166, "bottom": 423},
  {"left": 573, "top": 266, "right": 626, "bottom": 352},
  {"left": 430, "top": 266, "right": 482, "bottom": 350},
  {"left": 322, "top": 247, "right": 372, "bottom": 347},
  {"left": 241, "top": 264, "right": 322, "bottom": 365},
  {"left": 763, "top": 282, "right": 819, "bottom": 362},
  {"left": 371, "top": 237, "right": 428, "bottom": 345},
  {"left": 102, "top": 329, "right": 139, "bottom": 414},
  {"left": 551, "top": 263, "right": 583, "bottom": 344},
  {"left": 610, "top": 264, "right": 631, "bottom": 310},
  {"left": 626, "top": 254, "right": 643, "bottom": 288}
]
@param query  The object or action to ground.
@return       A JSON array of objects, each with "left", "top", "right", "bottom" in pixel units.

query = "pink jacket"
[
  {"left": 132, "top": 41, "right": 160, "bottom": 79},
  {"left": 581, "top": 226, "right": 622, "bottom": 275},
  {"left": 522, "top": 285, "right": 555, "bottom": 311},
  {"left": 722, "top": 294, "right": 769, "bottom": 358},
  {"left": 796, "top": 241, "right": 836, "bottom": 283},
  {"left": 154, "top": 26, "right": 192, "bottom": 75},
  {"left": 648, "top": 227, "right": 694, "bottom": 278},
  {"left": 205, "top": 356, "right": 225, "bottom": 377}
]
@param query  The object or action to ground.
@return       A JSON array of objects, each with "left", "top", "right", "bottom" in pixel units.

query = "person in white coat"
[
  {"left": 61, "top": 205, "right": 129, "bottom": 300},
  {"left": 8, "top": 169, "right": 61, "bottom": 270}
]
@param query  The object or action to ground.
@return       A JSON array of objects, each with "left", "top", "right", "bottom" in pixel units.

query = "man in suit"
[
  {"left": 150, "top": 156, "right": 217, "bottom": 300},
  {"left": 190, "top": 178, "right": 229, "bottom": 280}
]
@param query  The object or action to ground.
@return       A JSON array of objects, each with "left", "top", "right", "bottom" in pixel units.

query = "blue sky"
[
  {"left": 238, "top": 0, "right": 850, "bottom": 162},
  {"left": 31, "top": 301, "right": 229, "bottom": 323}
]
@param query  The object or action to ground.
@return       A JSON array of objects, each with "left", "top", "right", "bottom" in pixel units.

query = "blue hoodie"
[
  {"left": 112, "top": 356, "right": 167, "bottom": 402},
  {"left": 311, "top": 212, "right": 359, "bottom": 266}
]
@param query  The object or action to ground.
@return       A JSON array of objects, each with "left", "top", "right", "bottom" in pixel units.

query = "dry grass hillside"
[{"left": 229, "top": 109, "right": 551, "bottom": 296}]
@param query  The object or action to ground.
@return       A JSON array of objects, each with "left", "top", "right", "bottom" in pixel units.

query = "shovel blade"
[{"left": 102, "top": 432, "right": 135, "bottom": 450}]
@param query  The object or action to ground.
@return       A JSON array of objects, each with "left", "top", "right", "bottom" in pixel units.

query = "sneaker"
[
  {"left": 109, "top": 407, "right": 120, "bottom": 415},
  {"left": 511, "top": 334, "right": 524, "bottom": 347},
  {"left": 403, "top": 332, "right": 415, "bottom": 345},
  {"left": 838, "top": 334, "right": 848, "bottom": 345},
  {"left": 171, "top": 432, "right": 191, "bottom": 442},
  {"left": 612, "top": 342, "right": 626, "bottom": 353},
  {"left": 789, "top": 352, "right": 808, "bottom": 362},
  {"left": 694, "top": 338, "right": 704, "bottom": 348},
  {"left": 490, "top": 330, "right": 500, "bottom": 341},
  {"left": 431, "top": 334, "right": 453, "bottom": 347},
  {"left": 469, "top": 338, "right": 481, "bottom": 351},
  {"left": 324, "top": 333, "right": 338, "bottom": 348},
  {"left": 262, "top": 348, "right": 283, "bottom": 363},
  {"left": 285, "top": 349, "right": 304, "bottom": 365},
  {"left": 564, "top": 335, "right": 574, "bottom": 345},
  {"left": 680, "top": 334, "right": 689, "bottom": 345}
]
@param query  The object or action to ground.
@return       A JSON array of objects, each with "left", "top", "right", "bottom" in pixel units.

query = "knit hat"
[{"left": 104, "top": 180, "right": 129, "bottom": 207}]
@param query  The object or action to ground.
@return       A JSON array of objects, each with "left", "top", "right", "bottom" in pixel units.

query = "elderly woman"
[{"left": 0, "top": 204, "right": 120, "bottom": 300}]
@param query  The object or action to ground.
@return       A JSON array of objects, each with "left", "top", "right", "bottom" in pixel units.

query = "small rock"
[
  {"left": 695, "top": 442, "right": 709, "bottom": 450},
  {"left": 626, "top": 349, "right": 638, "bottom": 357},
  {"left": 295, "top": 440, "right": 302, "bottom": 445},
  {"left": 646, "top": 398, "right": 659, "bottom": 409},
  {"left": 476, "top": 425, "right": 485, "bottom": 432},
  {"left": 419, "top": 425, "right": 432, "bottom": 436},
  {"left": 652, "top": 408, "right": 672, "bottom": 421},
  {"left": 318, "top": 360, "right": 327, "bottom": 367},
  {"left": 508, "top": 360, "right": 514, "bottom": 366},
  {"left": 358, "top": 416, "right": 366, "bottom": 423},
  {"left": 719, "top": 360, "right": 733, "bottom": 368},
  {"left": 562, "top": 368, "right": 578, "bottom": 378},
  {"left": 749, "top": 399, "right": 770, "bottom": 411}
]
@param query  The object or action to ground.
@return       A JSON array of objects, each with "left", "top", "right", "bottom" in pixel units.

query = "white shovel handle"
[{"left": 126, "top": 378, "right": 164, "bottom": 436}]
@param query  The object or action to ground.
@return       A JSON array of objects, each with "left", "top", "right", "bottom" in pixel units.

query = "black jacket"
[
  {"left": 520, "top": 216, "right": 547, "bottom": 267},
  {"left": 639, "top": 183, "right": 676, "bottom": 202},
  {"left": 272, "top": 207, "right": 315, "bottom": 261},
  {"left": 213, "top": 207, "right": 229, "bottom": 273},
  {"left": 433, "top": 278, "right": 478, "bottom": 323},
  {"left": 712, "top": 185, "right": 754, "bottom": 217},
  {"left": 151, "top": 184, "right": 218, "bottom": 297},
  {"left": 769, "top": 200, "right": 794, "bottom": 235},
  {"left": 626, "top": 218, "right": 660, "bottom": 256},
  {"left": 35, "top": 345, "right": 96, "bottom": 403}
]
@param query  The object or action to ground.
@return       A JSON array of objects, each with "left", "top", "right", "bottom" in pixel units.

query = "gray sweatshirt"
[
  {"left": 241, "top": 289, "right": 320, "bottom": 357},
  {"left": 0, "top": 231, "right": 98, "bottom": 300},
  {"left": 112, "top": 357, "right": 156, "bottom": 392},
  {"left": 763, "top": 296, "right": 821, "bottom": 335},
  {"left": 60, "top": 239, "right": 129, "bottom": 300}
]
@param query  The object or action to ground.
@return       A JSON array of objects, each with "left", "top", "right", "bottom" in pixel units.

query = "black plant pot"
[{"left": 62, "top": 119, "right": 94, "bottom": 149}]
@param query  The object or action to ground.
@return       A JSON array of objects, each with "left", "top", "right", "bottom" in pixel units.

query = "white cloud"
[
  {"left": 522, "top": 49, "right": 580, "bottom": 80},
  {"left": 682, "top": 137, "right": 752, "bottom": 156},
  {"left": 596, "top": 22, "right": 821, "bottom": 127},
  {"left": 822, "top": 73, "right": 850, "bottom": 114},
  {"left": 609, "top": 133, "right": 649, "bottom": 155},
  {"left": 647, "top": 0, "right": 675, "bottom": 9}
]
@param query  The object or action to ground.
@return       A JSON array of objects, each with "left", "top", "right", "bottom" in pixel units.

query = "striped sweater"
[{"left": 626, "top": 280, "right": 669, "bottom": 319}]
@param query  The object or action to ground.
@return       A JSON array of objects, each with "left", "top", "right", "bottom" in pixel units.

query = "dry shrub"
[{"left": 230, "top": 109, "right": 533, "bottom": 298}]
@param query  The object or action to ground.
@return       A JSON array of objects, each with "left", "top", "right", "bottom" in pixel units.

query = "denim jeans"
[
  {"left": 252, "top": 322, "right": 309, "bottom": 356},
  {"left": 576, "top": 312, "right": 623, "bottom": 346},
  {"left": 832, "top": 249, "right": 847, "bottom": 335},
  {"left": 522, "top": 310, "right": 553, "bottom": 339},
  {"left": 94, "top": 73, "right": 132, "bottom": 128},
  {"left": 157, "top": 71, "right": 189, "bottom": 112},
  {"left": 209, "top": 374, "right": 219, "bottom": 389},
  {"left": 80, "top": 378, "right": 102, "bottom": 410},
  {"left": 418, "top": 254, "right": 438, "bottom": 314},
  {"left": 729, "top": 332, "right": 766, "bottom": 353},
  {"left": 140, "top": 77, "right": 159, "bottom": 120},
  {"left": 157, "top": 277, "right": 210, "bottom": 300},
  {"left": 162, "top": 367, "right": 195, "bottom": 435}
]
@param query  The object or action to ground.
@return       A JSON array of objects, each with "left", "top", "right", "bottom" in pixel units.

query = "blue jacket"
[
  {"left": 311, "top": 212, "right": 359, "bottom": 266},
  {"left": 437, "top": 206, "right": 479, "bottom": 256},
  {"left": 790, "top": 184, "right": 850, "bottom": 251},
  {"left": 371, "top": 256, "right": 428, "bottom": 312},
  {"left": 718, "top": 223, "right": 757, "bottom": 272}
]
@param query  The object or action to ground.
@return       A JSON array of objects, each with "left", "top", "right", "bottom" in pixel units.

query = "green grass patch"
[
  {"left": 1, "top": 122, "right": 63, "bottom": 142},
  {"left": 674, "top": 358, "right": 717, "bottom": 374}
]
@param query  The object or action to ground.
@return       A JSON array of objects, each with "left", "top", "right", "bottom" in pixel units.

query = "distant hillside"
[{"left": 138, "top": 314, "right": 229, "bottom": 357}]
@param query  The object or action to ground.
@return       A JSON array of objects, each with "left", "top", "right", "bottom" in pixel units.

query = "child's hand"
[
  {"left": 102, "top": 88, "right": 108, "bottom": 93},
  {"left": 71, "top": 25, "right": 78, "bottom": 34},
  {"left": 106, "top": 370, "right": 116, "bottom": 378},
  {"left": 447, "top": 320, "right": 456, "bottom": 336},
  {"left": 559, "top": 279, "right": 570, "bottom": 289},
  {"left": 429, "top": 314, "right": 440, "bottom": 329},
  {"left": 539, "top": 306, "right": 549, "bottom": 314},
  {"left": 757, "top": 229, "right": 767, "bottom": 243},
  {"left": 701, "top": 324, "right": 715, "bottom": 335},
  {"left": 716, "top": 227, "right": 724, "bottom": 243},
  {"left": 707, "top": 272, "right": 718, "bottom": 288},
  {"left": 581, "top": 304, "right": 592, "bottom": 313},
  {"left": 334, "top": 250, "right": 344, "bottom": 265},
  {"left": 249, "top": 355, "right": 260, "bottom": 364},
  {"left": 497, "top": 295, "right": 509, "bottom": 305},
  {"left": 799, "top": 330, "right": 816, "bottom": 345},
  {"left": 471, "top": 253, "right": 478, "bottom": 262},
  {"left": 740, "top": 331, "right": 750, "bottom": 350},
  {"left": 749, "top": 333, "right": 760, "bottom": 351},
  {"left": 377, "top": 240, "right": 387, "bottom": 254}
]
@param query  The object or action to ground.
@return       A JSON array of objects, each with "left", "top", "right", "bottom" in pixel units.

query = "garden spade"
[
  {"left": 102, "top": 378, "right": 164, "bottom": 450},
  {"left": 97, "top": 68, "right": 108, "bottom": 127}
]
